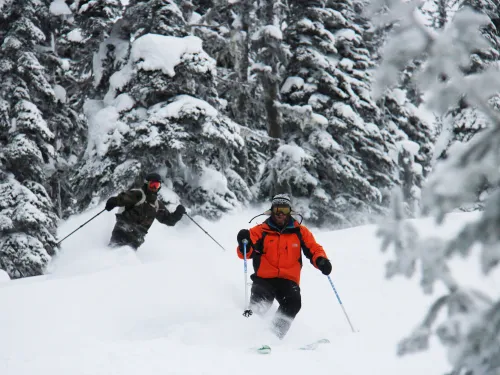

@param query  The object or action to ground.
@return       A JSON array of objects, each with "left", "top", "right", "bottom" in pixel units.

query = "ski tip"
[
  {"left": 299, "top": 338, "right": 331, "bottom": 351},
  {"left": 252, "top": 345, "right": 271, "bottom": 354}
]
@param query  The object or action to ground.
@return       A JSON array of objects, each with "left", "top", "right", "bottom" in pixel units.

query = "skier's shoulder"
[
  {"left": 251, "top": 221, "right": 271, "bottom": 233},
  {"left": 117, "top": 188, "right": 145, "bottom": 205},
  {"left": 297, "top": 222, "right": 312, "bottom": 235},
  {"left": 128, "top": 188, "right": 146, "bottom": 200}
]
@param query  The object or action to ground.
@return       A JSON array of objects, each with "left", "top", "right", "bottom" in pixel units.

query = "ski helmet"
[{"left": 145, "top": 172, "right": 162, "bottom": 183}]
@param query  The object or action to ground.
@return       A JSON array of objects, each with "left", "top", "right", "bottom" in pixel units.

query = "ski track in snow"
[{"left": 1, "top": 207, "right": 498, "bottom": 375}]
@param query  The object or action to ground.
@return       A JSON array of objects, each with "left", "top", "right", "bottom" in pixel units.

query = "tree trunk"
[{"left": 265, "top": 78, "right": 281, "bottom": 138}]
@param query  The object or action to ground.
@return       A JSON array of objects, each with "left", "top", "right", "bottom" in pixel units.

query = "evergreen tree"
[
  {"left": 57, "top": 0, "right": 124, "bottom": 108},
  {"left": 371, "top": 0, "right": 500, "bottom": 373},
  {"left": 365, "top": 13, "right": 436, "bottom": 215},
  {"left": 251, "top": 0, "right": 289, "bottom": 139},
  {"left": 259, "top": 0, "right": 399, "bottom": 227},
  {"left": 72, "top": 1, "right": 252, "bottom": 219},
  {"left": 0, "top": 0, "right": 79, "bottom": 277},
  {"left": 435, "top": 0, "right": 500, "bottom": 160}
]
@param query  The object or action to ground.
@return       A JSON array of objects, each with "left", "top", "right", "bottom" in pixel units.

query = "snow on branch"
[{"left": 367, "top": 0, "right": 500, "bottom": 126}]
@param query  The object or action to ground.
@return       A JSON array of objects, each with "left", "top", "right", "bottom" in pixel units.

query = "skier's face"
[
  {"left": 147, "top": 180, "right": 161, "bottom": 193},
  {"left": 271, "top": 205, "right": 290, "bottom": 227}
]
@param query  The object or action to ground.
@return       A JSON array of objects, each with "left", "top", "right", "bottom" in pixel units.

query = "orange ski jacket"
[{"left": 236, "top": 218, "right": 328, "bottom": 285}]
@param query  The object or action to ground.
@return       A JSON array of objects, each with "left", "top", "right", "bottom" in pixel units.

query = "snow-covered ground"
[{"left": 1, "top": 205, "right": 498, "bottom": 375}]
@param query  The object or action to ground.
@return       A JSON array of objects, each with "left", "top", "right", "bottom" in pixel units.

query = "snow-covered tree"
[
  {"left": 258, "top": 0, "right": 399, "bottom": 227},
  {"left": 370, "top": 0, "right": 500, "bottom": 373},
  {"left": 378, "top": 89, "right": 435, "bottom": 214},
  {"left": 0, "top": 0, "right": 75, "bottom": 277},
  {"left": 251, "top": 0, "right": 290, "bottom": 138},
  {"left": 72, "top": 28, "right": 252, "bottom": 218},
  {"left": 190, "top": 0, "right": 267, "bottom": 130},
  {"left": 122, "top": 0, "right": 190, "bottom": 39},
  {"left": 434, "top": 0, "right": 500, "bottom": 161},
  {"left": 365, "top": 10, "right": 436, "bottom": 215},
  {"left": 56, "top": 0, "right": 124, "bottom": 107}
]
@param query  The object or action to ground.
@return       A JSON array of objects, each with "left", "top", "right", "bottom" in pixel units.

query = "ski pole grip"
[{"left": 242, "top": 239, "right": 248, "bottom": 245}]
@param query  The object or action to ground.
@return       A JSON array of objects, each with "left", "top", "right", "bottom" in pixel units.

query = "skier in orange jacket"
[{"left": 236, "top": 194, "right": 332, "bottom": 339}]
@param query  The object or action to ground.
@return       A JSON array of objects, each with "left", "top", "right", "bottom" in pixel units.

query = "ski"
[
  {"left": 299, "top": 338, "right": 330, "bottom": 351},
  {"left": 250, "top": 345, "right": 271, "bottom": 354},
  {"left": 249, "top": 339, "right": 328, "bottom": 354}
]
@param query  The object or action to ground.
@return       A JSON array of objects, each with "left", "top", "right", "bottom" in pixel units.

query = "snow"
[
  {"left": 150, "top": 95, "right": 218, "bottom": 120},
  {"left": 131, "top": 34, "right": 204, "bottom": 77},
  {"left": 67, "top": 28, "right": 84, "bottom": 43},
  {"left": 112, "top": 94, "right": 135, "bottom": 113},
  {"left": 189, "top": 11, "right": 202, "bottom": 25},
  {"left": 311, "top": 113, "right": 328, "bottom": 126},
  {"left": 335, "top": 28, "right": 356, "bottom": 41},
  {"left": 399, "top": 140, "right": 421, "bottom": 156},
  {"left": 16, "top": 100, "right": 54, "bottom": 141},
  {"left": 391, "top": 88, "right": 407, "bottom": 106},
  {"left": 281, "top": 76, "right": 304, "bottom": 94},
  {"left": 255, "top": 25, "right": 283, "bottom": 41},
  {"left": 333, "top": 102, "right": 364, "bottom": 129},
  {"left": 413, "top": 162, "right": 423, "bottom": 176},
  {"left": 0, "top": 269, "right": 9, "bottom": 283},
  {"left": 2, "top": 206, "right": 497, "bottom": 375},
  {"left": 106, "top": 34, "right": 214, "bottom": 101},
  {"left": 60, "top": 58, "right": 71, "bottom": 71},
  {"left": 49, "top": 0, "right": 72, "bottom": 15},
  {"left": 339, "top": 58, "right": 354, "bottom": 71},
  {"left": 197, "top": 167, "right": 229, "bottom": 195},
  {"left": 83, "top": 99, "right": 129, "bottom": 158},
  {"left": 53, "top": 84, "right": 67, "bottom": 103}
]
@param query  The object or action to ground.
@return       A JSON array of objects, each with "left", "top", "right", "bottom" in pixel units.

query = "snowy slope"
[{"left": 1, "top": 206, "right": 498, "bottom": 375}]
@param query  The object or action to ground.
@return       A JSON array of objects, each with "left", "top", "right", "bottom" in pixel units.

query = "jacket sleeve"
[
  {"left": 236, "top": 226, "right": 263, "bottom": 259},
  {"left": 300, "top": 226, "right": 328, "bottom": 268},
  {"left": 156, "top": 201, "right": 182, "bottom": 226},
  {"left": 115, "top": 190, "right": 143, "bottom": 208}
]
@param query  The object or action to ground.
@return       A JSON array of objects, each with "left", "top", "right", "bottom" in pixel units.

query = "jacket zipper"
[{"left": 277, "top": 228, "right": 285, "bottom": 277}]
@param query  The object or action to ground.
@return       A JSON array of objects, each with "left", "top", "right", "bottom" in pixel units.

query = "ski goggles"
[
  {"left": 147, "top": 181, "right": 161, "bottom": 191},
  {"left": 272, "top": 206, "right": 291, "bottom": 215}
]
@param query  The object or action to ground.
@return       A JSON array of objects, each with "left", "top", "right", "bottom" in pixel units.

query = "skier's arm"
[
  {"left": 105, "top": 190, "right": 142, "bottom": 211},
  {"left": 299, "top": 226, "right": 328, "bottom": 268},
  {"left": 115, "top": 190, "right": 143, "bottom": 207},
  {"left": 156, "top": 201, "right": 185, "bottom": 226}
]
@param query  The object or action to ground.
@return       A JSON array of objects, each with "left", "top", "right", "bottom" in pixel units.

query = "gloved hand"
[
  {"left": 242, "top": 309, "right": 253, "bottom": 318},
  {"left": 316, "top": 257, "right": 332, "bottom": 275},
  {"left": 105, "top": 197, "right": 118, "bottom": 211},
  {"left": 237, "top": 229, "right": 252, "bottom": 253},
  {"left": 175, "top": 204, "right": 186, "bottom": 216}
]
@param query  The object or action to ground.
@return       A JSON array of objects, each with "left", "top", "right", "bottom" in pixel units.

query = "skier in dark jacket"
[{"left": 104, "top": 172, "right": 186, "bottom": 250}]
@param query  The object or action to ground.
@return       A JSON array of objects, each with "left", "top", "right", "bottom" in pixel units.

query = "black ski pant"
[
  {"left": 249, "top": 275, "right": 302, "bottom": 339},
  {"left": 109, "top": 225, "right": 145, "bottom": 251}
]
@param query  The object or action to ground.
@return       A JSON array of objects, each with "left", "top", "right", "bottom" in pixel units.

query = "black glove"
[
  {"left": 175, "top": 204, "right": 186, "bottom": 216},
  {"left": 242, "top": 309, "right": 253, "bottom": 318},
  {"left": 316, "top": 257, "right": 332, "bottom": 275},
  {"left": 237, "top": 229, "right": 252, "bottom": 253},
  {"left": 105, "top": 197, "right": 118, "bottom": 211}
]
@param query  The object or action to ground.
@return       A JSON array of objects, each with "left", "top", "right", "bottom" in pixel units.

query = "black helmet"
[{"left": 145, "top": 172, "right": 162, "bottom": 183}]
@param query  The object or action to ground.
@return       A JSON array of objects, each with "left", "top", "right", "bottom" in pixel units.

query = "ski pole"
[
  {"left": 184, "top": 212, "right": 227, "bottom": 251},
  {"left": 242, "top": 239, "right": 253, "bottom": 316},
  {"left": 327, "top": 275, "right": 356, "bottom": 332},
  {"left": 57, "top": 209, "right": 106, "bottom": 245}
]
